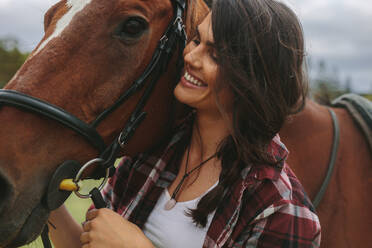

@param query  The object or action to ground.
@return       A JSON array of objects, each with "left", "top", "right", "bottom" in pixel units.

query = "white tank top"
[{"left": 143, "top": 182, "right": 218, "bottom": 248}]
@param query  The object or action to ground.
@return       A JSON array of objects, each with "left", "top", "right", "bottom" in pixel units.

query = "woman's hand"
[{"left": 80, "top": 208, "right": 154, "bottom": 248}]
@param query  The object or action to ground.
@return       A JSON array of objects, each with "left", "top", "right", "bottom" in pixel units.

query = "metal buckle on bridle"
[
  {"left": 73, "top": 158, "right": 110, "bottom": 198},
  {"left": 173, "top": 16, "right": 186, "bottom": 38},
  {"left": 159, "top": 35, "right": 169, "bottom": 50},
  {"left": 173, "top": 16, "right": 183, "bottom": 26},
  {"left": 118, "top": 132, "right": 127, "bottom": 148}
]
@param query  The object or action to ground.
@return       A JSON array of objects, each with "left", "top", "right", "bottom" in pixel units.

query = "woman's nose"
[{"left": 184, "top": 44, "right": 202, "bottom": 69}]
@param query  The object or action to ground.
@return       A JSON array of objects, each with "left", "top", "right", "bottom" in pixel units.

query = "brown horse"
[
  {"left": 0, "top": 0, "right": 208, "bottom": 247},
  {"left": 281, "top": 100, "right": 372, "bottom": 248},
  {"left": 0, "top": 0, "right": 371, "bottom": 248}
]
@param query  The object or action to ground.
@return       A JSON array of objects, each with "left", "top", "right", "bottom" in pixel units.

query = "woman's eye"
[
  {"left": 192, "top": 38, "right": 201, "bottom": 45},
  {"left": 209, "top": 49, "right": 218, "bottom": 62},
  {"left": 114, "top": 17, "right": 148, "bottom": 41},
  {"left": 211, "top": 53, "right": 218, "bottom": 62}
]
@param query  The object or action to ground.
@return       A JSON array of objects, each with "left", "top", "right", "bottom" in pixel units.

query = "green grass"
[{"left": 362, "top": 94, "right": 372, "bottom": 101}]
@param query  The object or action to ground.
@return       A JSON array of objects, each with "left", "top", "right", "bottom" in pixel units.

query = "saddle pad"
[{"left": 332, "top": 93, "right": 372, "bottom": 153}]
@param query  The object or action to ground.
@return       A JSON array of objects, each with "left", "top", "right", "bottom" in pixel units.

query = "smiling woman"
[
  {"left": 1, "top": 0, "right": 371, "bottom": 248},
  {"left": 73, "top": 0, "right": 321, "bottom": 246}
]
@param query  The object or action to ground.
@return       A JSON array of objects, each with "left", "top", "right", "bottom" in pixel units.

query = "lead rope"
[
  {"left": 90, "top": 187, "right": 107, "bottom": 209},
  {"left": 41, "top": 225, "right": 52, "bottom": 248}
]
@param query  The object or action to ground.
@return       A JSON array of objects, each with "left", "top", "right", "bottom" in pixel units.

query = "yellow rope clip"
[{"left": 59, "top": 179, "right": 79, "bottom": 191}]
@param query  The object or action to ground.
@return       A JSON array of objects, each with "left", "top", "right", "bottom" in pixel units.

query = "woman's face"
[{"left": 174, "top": 13, "right": 231, "bottom": 115}]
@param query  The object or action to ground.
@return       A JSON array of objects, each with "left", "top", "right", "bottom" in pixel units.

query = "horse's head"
[{"left": 0, "top": 0, "right": 209, "bottom": 246}]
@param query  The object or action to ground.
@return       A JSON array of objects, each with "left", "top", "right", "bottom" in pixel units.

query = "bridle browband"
[{"left": 0, "top": 0, "right": 187, "bottom": 211}]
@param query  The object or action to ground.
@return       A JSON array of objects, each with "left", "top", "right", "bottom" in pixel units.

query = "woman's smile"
[{"left": 180, "top": 71, "right": 208, "bottom": 88}]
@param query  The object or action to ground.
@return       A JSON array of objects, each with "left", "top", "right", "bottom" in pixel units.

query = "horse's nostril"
[{"left": 0, "top": 172, "right": 13, "bottom": 216}]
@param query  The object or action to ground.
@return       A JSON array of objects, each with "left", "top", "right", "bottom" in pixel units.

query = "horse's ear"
[{"left": 186, "top": 0, "right": 210, "bottom": 41}]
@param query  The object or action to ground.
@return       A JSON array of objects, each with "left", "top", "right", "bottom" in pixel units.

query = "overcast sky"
[{"left": 0, "top": 0, "right": 371, "bottom": 93}]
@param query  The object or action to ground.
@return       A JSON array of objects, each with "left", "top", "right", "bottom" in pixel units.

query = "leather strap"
[
  {"left": 312, "top": 108, "right": 340, "bottom": 208},
  {"left": 41, "top": 225, "right": 52, "bottom": 248},
  {"left": 0, "top": 90, "right": 106, "bottom": 152}
]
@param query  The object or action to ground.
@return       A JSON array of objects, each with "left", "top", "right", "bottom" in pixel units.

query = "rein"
[
  {"left": 0, "top": 0, "right": 187, "bottom": 244},
  {"left": 312, "top": 108, "right": 340, "bottom": 208}
]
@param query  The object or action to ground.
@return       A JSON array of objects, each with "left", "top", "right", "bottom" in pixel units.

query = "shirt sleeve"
[{"left": 240, "top": 201, "right": 321, "bottom": 247}]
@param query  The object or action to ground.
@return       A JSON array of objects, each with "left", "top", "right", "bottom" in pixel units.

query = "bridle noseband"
[{"left": 0, "top": 0, "right": 187, "bottom": 211}]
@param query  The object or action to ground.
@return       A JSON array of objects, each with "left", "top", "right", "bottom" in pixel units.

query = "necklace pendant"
[{"left": 164, "top": 198, "right": 177, "bottom": 210}]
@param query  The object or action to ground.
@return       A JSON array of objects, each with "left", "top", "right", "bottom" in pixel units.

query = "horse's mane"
[{"left": 186, "top": 0, "right": 210, "bottom": 40}]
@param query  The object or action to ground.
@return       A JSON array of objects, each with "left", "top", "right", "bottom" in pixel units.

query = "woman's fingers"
[
  {"left": 80, "top": 231, "right": 92, "bottom": 245},
  {"left": 86, "top": 209, "right": 99, "bottom": 221},
  {"left": 82, "top": 220, "right": 93, "bottom": 232}
]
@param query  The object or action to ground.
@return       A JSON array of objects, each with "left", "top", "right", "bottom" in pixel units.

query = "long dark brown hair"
[{"left": 188, "top": 0, "right": 308, "bottom": 227}]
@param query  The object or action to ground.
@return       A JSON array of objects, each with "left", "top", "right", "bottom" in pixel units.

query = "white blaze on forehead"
[{"left": 32, "top": 0, "right": 92, "bottom": 57}]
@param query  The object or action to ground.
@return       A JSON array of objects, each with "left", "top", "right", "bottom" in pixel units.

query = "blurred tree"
[
  {"left": 363, "top": 82, "right": 372, "bottom": 101},
  {"left": 0, "top": 38, "right": 29, "bottom": 88},
  {"left": 310, "top": 59, "right": 351, "bottom": 104},
  {"left": 332, "top": 66, "right": 340, "bottom": 89},
  {"left": 345, "top": 76, "right": 352, "bottom": 93}
]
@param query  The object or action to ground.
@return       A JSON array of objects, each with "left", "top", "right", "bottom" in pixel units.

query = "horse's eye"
[
  {"left": 124, "top": 18, "right": 147, "bottom": 35},
  {"left": 114, "top": 17, "right": 148, "bottom": 41}
]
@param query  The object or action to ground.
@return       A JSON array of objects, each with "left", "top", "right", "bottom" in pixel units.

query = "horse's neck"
[
  {"left": 280, "top": 100, "right": 332, "bottom": 140},
  {"left": 279, "top": 99, "right": 334, "bottom": 198}
]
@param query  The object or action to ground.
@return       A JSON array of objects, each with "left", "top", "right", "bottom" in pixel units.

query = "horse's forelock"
[
  {"left": 33, "top": 0, "right": 93, "bottom": 58},
  {"left": 186, "top": 0, "right": 210, "bottom": 41}
]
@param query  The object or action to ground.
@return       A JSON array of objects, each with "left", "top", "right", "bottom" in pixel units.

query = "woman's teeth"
[{"left": 184, "top": 71, "right": 204, "bottom": 87}]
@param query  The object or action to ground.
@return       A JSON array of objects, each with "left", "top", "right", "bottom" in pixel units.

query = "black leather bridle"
[{"left": 0, "top": 0, "right": 187, "bottom": 212}]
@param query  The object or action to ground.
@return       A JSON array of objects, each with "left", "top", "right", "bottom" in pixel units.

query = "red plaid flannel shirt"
[{"left": 99, "top": 121, "right": 321, "bottom": 247}]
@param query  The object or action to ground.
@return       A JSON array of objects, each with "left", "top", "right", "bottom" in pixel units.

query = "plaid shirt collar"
[
  {"left": 253, "top": 135, "right": 289, "bottom": 181},
  {"left": 239, "top": 134, "right": 289, "bottom": 184}
]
